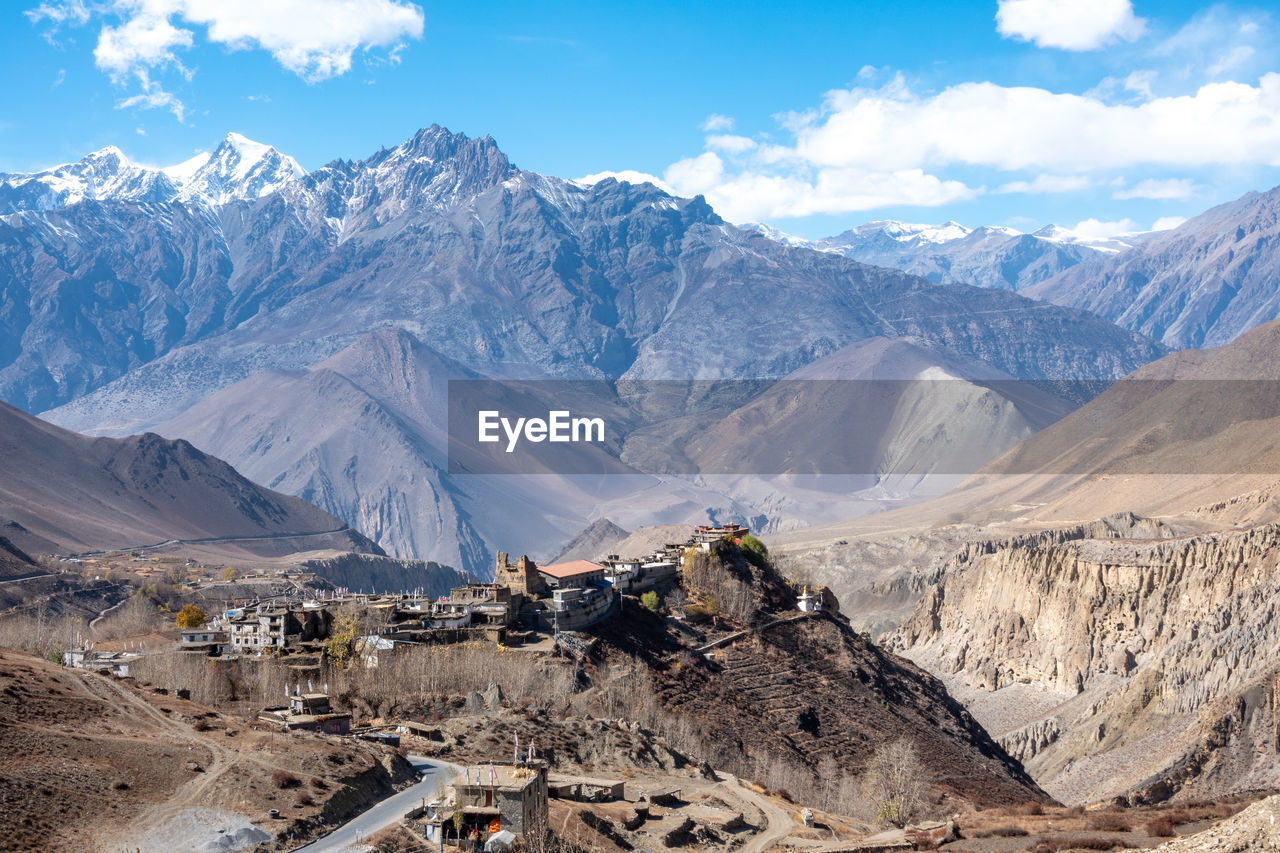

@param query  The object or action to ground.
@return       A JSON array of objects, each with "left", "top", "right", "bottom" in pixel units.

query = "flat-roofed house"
[
  {"left": 536, "top": 560, "right": 606, "bottom": 590},
  {"left": 451, "top": 762, "right": 548, "bottom": 839}
]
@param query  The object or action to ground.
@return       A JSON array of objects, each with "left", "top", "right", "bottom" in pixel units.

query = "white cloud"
[
  {"left": 575, "top": 170, "right": 674, "bottom": 193},
  {"left": 995, "top": 174, "right": 1092, "bottom": 194},
  {"left": 93, "top": 8, "right": 193, "bottom": 83},
  {"left": 661, "top": 154, "right": 978, "bottom": 221},
  {"left": 1152, "top": 216, "right": 1188, "bottom": 231},
  {"left": 1070, "top": 217, "right": 1138, "bottom": 239},
  {"left": 787, "top": 75, "right": 1280, "bottom": 173},
  {"left": 702, "top": 114, "right": 734, "bottom": 132},
  {"left": 629, "top": 67, "right": 1280, "bottom": 222},
  {"left": 664, "top": 152, "right": 724, "bottom": 197},
  {"left": 1113, "top": 177, "right": 1196, "bottom": 200},
  {"left": 27, "top": 0, "right": 425, "bottom": 118},
  {"left": 705, "top": 134, "right": 757, "bottom": 154},
  {"left": 116, "top": 77, "right": 186, "bottom": 122},
  {"left": 177, "top": 0, "right": 425, "bottom": 81},
  {"left": 25, "top": 0, "right": 90, "bottom": 28},
  {"left": 996, "top": 0, "right": 1145, "bottom": 51}
]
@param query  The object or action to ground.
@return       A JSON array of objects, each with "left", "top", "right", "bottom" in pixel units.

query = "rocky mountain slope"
[
  {"left": 1027, "top": 183, "right": 1280, "bottom": 349},
  {"left": 1151, "top": 794, "right": 1280, "bottom": 850},
  {"left": 584, "top": 539, "right": 1048, "bottom": 814},
  {"left": 770, "top": 319, "right": 1280, "bottom": 628},
  {"left": 550, "top": 518, "right": 631, "bottom": 563},
  {"left": 760, "top": 323, "right": 1280, "bottom": 805},
  {"left": 893, "top": 518, "right": 1280, "bottom": 806},
  {"left": 0, "top": 400, "right": 374, "bottom": 557},
  {"left": 5, "top": 126, "right": 1166, "bottom": 573},
  {"left": 147, "top": 325, "right": 1088, "bottom": 570}
]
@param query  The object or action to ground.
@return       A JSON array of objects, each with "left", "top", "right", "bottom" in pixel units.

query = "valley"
[{"left": 7, "top": 73, "right": 1280, "bottom": 853}]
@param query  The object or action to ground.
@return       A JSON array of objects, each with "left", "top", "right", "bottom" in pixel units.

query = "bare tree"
[{"left": 862, "top": 738, "right": 927, "bottom": 827}]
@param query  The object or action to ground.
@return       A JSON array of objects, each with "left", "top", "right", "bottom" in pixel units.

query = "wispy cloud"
[
  {"left": 702, "top": 114, "right": 734, "bottom": 132},
  {"left": 996, "top": 174, "right": 1093, "bottom": 195},
  {"left": 1113, "top": 177, "right": 1197, "bottom": 200}
]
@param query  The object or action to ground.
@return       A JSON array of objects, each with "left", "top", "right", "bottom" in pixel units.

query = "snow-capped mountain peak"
[
  {"left": 1030, "top": 224, "right": 1137, "bottom": 253},
  {"left": 170, "top": 132, "right": 305, "bottom": 205},
  {"left": 161, "top": 151, "right": 211, "bottom": 184},
  {"left": 852, "top": 219, "right": 973, "bottom": 245},
  {"left": 742, "top": 221, "right": 811, "bottom": 247},
  {"left": 0, "top": 145, "right": 176, "bottom": 210}
]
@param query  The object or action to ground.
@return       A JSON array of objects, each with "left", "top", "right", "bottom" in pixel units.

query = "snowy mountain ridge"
[{"left": 2, "top": 132, "right": 304, "bottom": 211}]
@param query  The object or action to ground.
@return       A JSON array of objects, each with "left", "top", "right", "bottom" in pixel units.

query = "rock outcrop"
[{"left": 895, "top": 517, "right": 1280, "bottom": 805}]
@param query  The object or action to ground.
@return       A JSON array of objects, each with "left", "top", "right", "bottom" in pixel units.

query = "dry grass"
[
  {"left": 1088, "top": 811, "right": 1131, "bottom": 832},
  {"left": 1024, "top": 838, "right": 1134, "bottom": 852}
]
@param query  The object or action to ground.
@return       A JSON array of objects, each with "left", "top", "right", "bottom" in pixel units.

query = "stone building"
[
  {"left": 451, "top": 762, "right": 549, "bottom": 839},
  {"left": 495, "top": 552, "right": 548, "bottom": 598}
]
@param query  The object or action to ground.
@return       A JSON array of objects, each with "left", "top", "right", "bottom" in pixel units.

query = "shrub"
[
  {"left": 640, "top": 591, "right": 660, "bottom": 611},
  {"left": 1146, "top": 815, "right": 1177, "bottom": 837},
  {"left": 192, "top": 718, "right": 210, "bottom": 732},
  {"left": 1016, "top": 801, "right": 1044, "bottom": 816},
  {"left": 272, "top": 771, "right": 301, "bottom": 789},
  {"left": 295, "top": 792, "right": 314, "bottom": 807},
  {"left": 976, "top": 826, "right": 1029, "bottom": 837}
]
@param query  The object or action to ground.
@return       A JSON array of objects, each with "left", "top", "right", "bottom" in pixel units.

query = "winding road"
[{"left": 292, "top": 756, "right": 459, "bottom": 852}]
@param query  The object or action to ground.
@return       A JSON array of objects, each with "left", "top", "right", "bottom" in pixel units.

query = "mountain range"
[
  {"left": 750, "top": 219, "right": 1149, "bottom": 292},
  {"left": 1025, "top": 185, "right": 1280, "bottom": 348},
  {"left": 1, "top": 126, "right": 1166, "bottom": 575},
  {"left": 762, "top": 186, "right": 1280, "bottom": 351}
]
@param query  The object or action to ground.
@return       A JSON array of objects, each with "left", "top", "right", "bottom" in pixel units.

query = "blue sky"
[{"left": 5, "top": 0, "right": 1280, "bottom": 238}]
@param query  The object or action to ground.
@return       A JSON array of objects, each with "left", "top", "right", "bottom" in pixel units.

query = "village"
[{"left": 49, "top": 523, "right": 880, "bottom": 853}]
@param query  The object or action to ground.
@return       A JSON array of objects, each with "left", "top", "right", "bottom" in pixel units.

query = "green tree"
[
  {"left": 739, "top": 534, "right": 768, "bottom": 567},
  {"left": 640, "top": 590, "right": 660, "bottom": 611},
  {"left": 175, "top": 604, "right": 207, "bottom": 629}
]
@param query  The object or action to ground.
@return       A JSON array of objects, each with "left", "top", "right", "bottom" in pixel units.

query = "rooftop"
[
  {"left": 454, "top": 764, "right": 542, "bottom": 791},
  {"left": 537, "top": 560, "right": 605, "bottom": 579}
]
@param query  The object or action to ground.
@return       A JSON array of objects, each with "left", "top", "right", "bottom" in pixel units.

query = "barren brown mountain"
[{"left": 0, "top": 400, "right": 375, "bottom": 557}]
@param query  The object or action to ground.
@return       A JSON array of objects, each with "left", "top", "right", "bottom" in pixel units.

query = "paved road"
[{"left": 292, "top": 756, "right": 458, "bottom": 852}]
